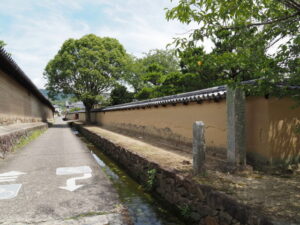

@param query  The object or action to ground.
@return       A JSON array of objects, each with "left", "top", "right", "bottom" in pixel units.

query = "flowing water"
[{"left": 78, "top": 134, "right": 185, "bottom": 225}]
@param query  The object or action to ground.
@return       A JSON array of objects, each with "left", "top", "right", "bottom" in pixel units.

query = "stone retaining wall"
[
  {"left": 0, "top": 123, "right": 47, "bottom": 158},
  {"left": 73, "top": 123, "right": 276, "bottom": 225}
]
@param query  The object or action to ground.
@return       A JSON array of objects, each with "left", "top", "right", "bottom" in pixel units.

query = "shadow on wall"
[
  {"left": 100, "top": 122, "right": 228, "bottom": 163},
  {"left": 246, "top": 97, "right": 300, "bottom": 167},
  {"left": 102, "top": 122, "right": 192, "bottom": 153},
  {"left": 268, "top": 114, "right": 300, "bottom": 164}
]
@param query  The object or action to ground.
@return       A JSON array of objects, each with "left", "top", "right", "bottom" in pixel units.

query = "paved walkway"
[{"left": 0, "top": 119, "right": 124, "bottom": 224}]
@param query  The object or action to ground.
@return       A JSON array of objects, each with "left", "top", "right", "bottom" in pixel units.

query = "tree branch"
[
  {"left": 278, "top": 0, "right": 300, "bottom": 12},
  {"left": 221, "top": 12, "right": 300, "bottom": 30},
  {"left": 266, "top": 34, "right": 285, "bottom": 50}
]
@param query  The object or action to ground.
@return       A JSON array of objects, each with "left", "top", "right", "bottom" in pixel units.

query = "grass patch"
[
  {"left": 178, "top": 204, "right": 191, "bottom": 218},
  {"left": 145, "top": 168, "right": 157, "bottom": 191},
  {"left": 13, "top": 129, "right": 46, "bottom": 151}
]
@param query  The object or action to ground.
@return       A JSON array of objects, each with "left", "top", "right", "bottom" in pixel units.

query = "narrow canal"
[{"left": 77, "top": 133, "right": 185, "bottom": 225}]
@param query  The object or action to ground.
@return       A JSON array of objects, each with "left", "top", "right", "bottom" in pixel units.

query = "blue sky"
[{"left": 0, "top": 0, "right": 197, "bottom": 88}]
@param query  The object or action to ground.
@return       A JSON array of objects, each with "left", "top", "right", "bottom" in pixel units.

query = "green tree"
[
  {"left": 141, "top": 49, "right": 180, "bottom": 74},
  {"left": 135, "top": 87, "right": 154, "bottom": 100},
  {"left": 180, "top": 30, "right": 281, "bottom": 92},
  {"left": 0, "top": 40, "right": 5, "bottom": 48},
  {"left": 132, "top": 49, "right": 184, "bottom": 99},
  {"left": 133, "top": 48, "right": 221, "bottom": 100},
  {"left": 0, "top": 41, "right": 11, "bottom": 56},
  {"left": 124, "top": 49, "right": 180, "bottom": 93},
  {"left": 122, "top": 55, "right": 145, "bottom": 92},
  {"left": 159, "top": 71, "right": 208, "bottom": 93},
  {"left": 110, "top": 84, "right": 133, "bottom": 105},
  {"left": 166, "top": 0, "right": 300, "bottom": 90},
  {"left": 135, "top": 71, "right": 215, "bottom": 100},
  {"left": 178, "top": 46, "right": 220, "bottom": 88},
  {"left": 44, "top": 34, "right": 129, "bottom": 123}
]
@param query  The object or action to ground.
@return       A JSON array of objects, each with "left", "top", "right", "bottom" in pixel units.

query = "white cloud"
[{"left": 0, "top": 0, "right": 196, "bottom": 88}]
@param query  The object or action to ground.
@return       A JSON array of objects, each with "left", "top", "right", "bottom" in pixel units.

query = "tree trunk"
[
  {"left": 85, "top": 106, "right": 91, "bottom": 124},
  {"left": 83, "top": 100, "right": 94, "bottom": 124}
]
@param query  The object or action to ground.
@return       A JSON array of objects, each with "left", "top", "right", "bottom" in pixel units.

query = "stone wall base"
[
  {"left": 0, "top": 113, "right": 54, "bottom": 126},
  {"left": 73, "top": 123, "right": 276, "bottom": 225},
  {"left": 0, "top": 123, "right": 48, "bottom": 158}
]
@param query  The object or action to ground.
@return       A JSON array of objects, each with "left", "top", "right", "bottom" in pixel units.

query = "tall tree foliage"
[
  {"left": 122, "top": 55, "right": 145, "bottom": 92},
  {"left": 124, "top": 49, "right": 187, "bottom": 100},
  {"left": 178, "top": 29, "right": 281, "bottom": 92},
  {"left": 124, "top": 49, "right": 180, "bottom": 92},
  {"left": 166, "top": 0, "right": 300, "bottom": 92},
  {"left": 178, "top": 46, "right": 224, "bottom": 88},
  {"left": 110, "top": 84, "right": 133, "bottom": 105},
  {"left": 134, "top": 50, "right": 182, "bottom": 99},
  {"left": 128, "top": 48, "right": 226, "bottom": 100},
  {"left": 44, "top": 34, "right": 129, "bottom": 122}
]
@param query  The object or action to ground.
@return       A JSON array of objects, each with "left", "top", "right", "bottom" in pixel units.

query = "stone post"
[
  {"left": 226, "top": 86, "right": 246, "bottom": 166},
  {"left": 193, "top": 121, "right": 206, "bottom": 174}
]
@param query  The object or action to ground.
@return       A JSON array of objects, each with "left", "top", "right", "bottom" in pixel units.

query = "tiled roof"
[
  {"left": 0, "top": 47, "right": 54, "bottom": 111},
  {"left": 93, "top": 80, "right": 299, "bottom": 112},
  {"left": 93, "top": 85, "right": 227, "bottom": 112}
]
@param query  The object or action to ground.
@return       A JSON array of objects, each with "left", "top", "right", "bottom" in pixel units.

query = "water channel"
[{"left": 77, "top": 134, "right": 185, "bottom": 225}]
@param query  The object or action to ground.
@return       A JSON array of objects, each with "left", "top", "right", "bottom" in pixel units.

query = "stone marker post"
[
  {"left": 226, "top": 86, "right": 246, "bottom": 166},
  {"left": 193, "top": 121, "right": 206, "bottom": 175}
]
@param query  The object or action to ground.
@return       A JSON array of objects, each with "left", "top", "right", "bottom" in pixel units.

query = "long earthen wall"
[
  {"left": 0, "top": 69, "right": 53, "bottom": 125},
  {"left": 87, "top": 96, "right": 300, "bottom": 165}
]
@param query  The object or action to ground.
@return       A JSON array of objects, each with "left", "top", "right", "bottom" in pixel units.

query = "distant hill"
[{"left": 39, "top": 89, "right": 73, "bottom": 101}]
